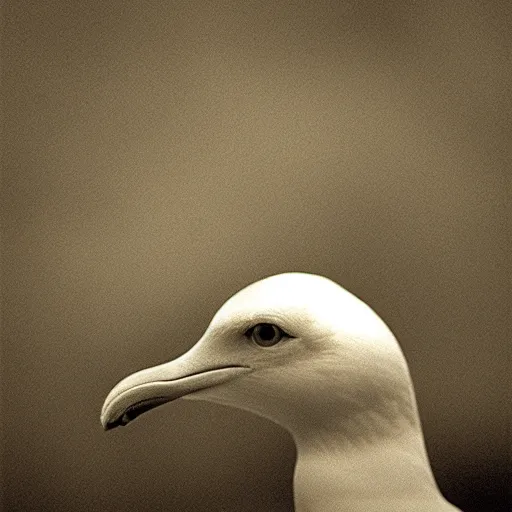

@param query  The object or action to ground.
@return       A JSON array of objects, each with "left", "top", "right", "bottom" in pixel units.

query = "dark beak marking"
[{"left": 105, "top": 396, "right": 170, "bottom": 430}]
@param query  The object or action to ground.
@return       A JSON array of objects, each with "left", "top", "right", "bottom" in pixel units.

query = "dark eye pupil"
[
  {"left": 248, "top": 323, "right": 285, "bottom": 347},
  {"left": 258, "top": 324, "right": 277, "bottom": 340}
]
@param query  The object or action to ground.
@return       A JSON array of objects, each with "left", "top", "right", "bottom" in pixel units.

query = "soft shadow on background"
[{"left": 2, "top": 1, "right": 510, "bottom": 511}]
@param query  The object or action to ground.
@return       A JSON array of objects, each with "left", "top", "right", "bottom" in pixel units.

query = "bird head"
[{"left": 101, "top": 273, "right": 415, "bottom": 442}]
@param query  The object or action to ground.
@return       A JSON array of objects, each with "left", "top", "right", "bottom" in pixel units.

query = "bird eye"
[{"left": 246, "top": 323, "right": 287, "bottom": 347}]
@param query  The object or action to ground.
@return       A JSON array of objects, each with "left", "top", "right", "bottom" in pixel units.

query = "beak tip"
[
  {"left": 100, "top": 417, "right": 128, "bottom": 432},
  {"left": 101, "top": 417, "right": 125, "bottom": 431},
  {"left": 101, "top": 411, "right": 118, "bottom": 431},
  {"left": 101, "top": 408, "right": 133, "bottom": 431}
]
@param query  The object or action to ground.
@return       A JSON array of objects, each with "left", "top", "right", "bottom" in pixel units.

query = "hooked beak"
[{"left": 100, "top": 346, "right": 252, "bottom": 430}]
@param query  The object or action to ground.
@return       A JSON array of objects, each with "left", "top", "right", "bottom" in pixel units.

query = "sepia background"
[{"left": 2, "top": 1, "right": 510, "bottom": 511}]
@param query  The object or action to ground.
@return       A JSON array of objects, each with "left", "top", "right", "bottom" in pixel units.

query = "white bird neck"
[{"left": 292, "top": 425, "right": 458, "bottom": 512}]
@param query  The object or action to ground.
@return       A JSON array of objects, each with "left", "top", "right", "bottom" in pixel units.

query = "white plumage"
[{"left": 101, "top": 272, "right": 460, "bottom": 512}]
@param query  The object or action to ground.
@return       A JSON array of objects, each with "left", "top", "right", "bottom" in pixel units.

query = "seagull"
[{"left": 101, "top": 272, "right": 461, "bottom": 512}]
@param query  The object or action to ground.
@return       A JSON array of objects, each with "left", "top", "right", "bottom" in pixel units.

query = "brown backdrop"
[{"left": 2, "top": 1, "right": 510, "bottom": 511}]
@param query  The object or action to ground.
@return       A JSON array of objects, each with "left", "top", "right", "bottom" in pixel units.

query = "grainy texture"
[{"left": 2, "top": 1, "right": 510, "bottom": 511}]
